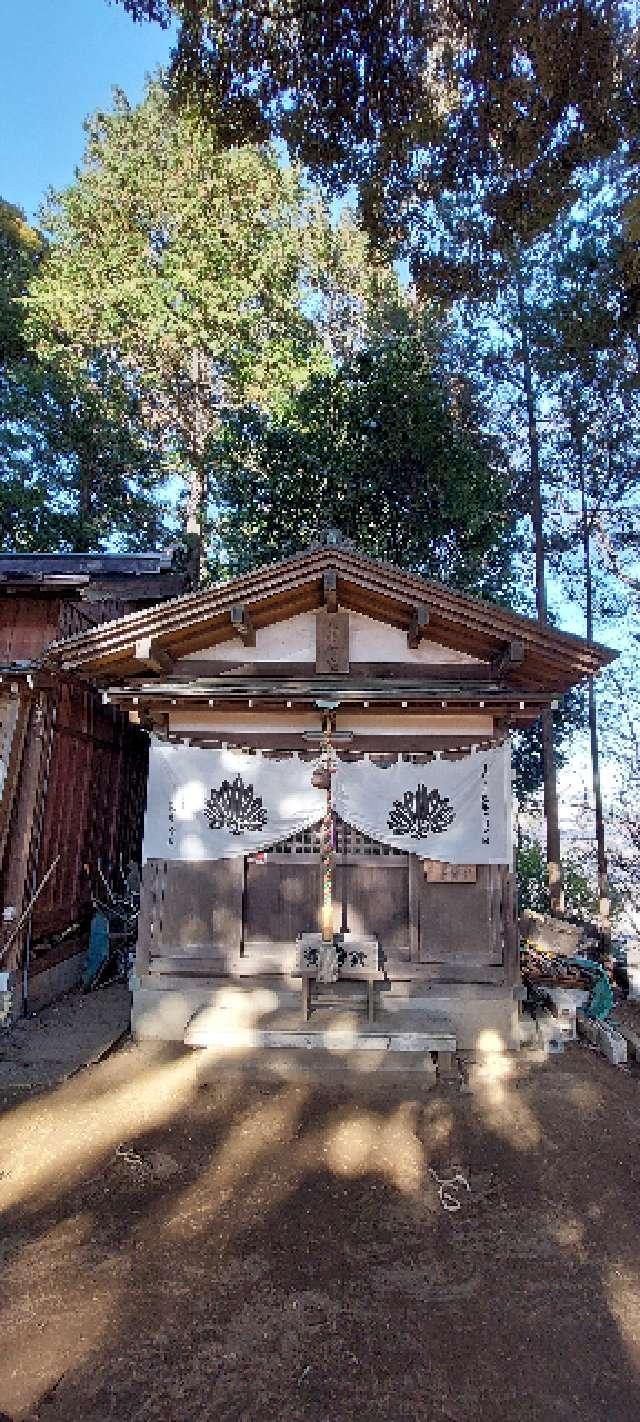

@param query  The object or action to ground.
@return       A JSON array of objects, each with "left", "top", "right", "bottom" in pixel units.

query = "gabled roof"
[{"left": 45, "top": 545, "right": 615, "bottom": 692}]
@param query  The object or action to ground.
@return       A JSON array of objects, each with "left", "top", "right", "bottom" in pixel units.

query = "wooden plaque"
[
  {"left": 315, "top": 611, "right": 350, "bottom": 674},
  {"left": 424, "top": 860, "right": 477, "bottom": 883}
]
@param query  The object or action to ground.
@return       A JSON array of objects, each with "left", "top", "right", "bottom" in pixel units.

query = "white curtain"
[
  {"left": 143, "top": 743, "right": 326, "bottom": 861},
  {"left": 143, "top": 739, "right": 512, "bottom": 866},
  {"left": 334, "top": 743, "right": 512, "bottom": 865}
]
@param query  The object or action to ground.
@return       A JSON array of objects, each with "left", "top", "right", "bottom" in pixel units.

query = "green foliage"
[
  {"left": 115, "top": 1, "right": 633, "bottom": 268},
  {"left": 27, "top": 84, "right": 322, "bottom": 401},
  {"left": 210, "top": 333, "right": 515, "bottom": 598},
  {"left": 0, "top": 361, "right": 167, "bottom": 552},
  {"left": 0, "top": 195, "right": 167, "bottom": 553},
  {"left": 512, "top": 687, "right": 587, "bottom": 809},
  {"left": 24, "top": 81, "right": 405, "bottom": 577},
  {"left": 0, "top": 199, "right": 46, "bottom": 365},
  {"left": 517, "top": 835, "right": 600, "bottom": 921}
]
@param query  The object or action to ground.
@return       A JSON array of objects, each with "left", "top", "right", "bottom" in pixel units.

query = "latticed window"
[{"left": 264, "top": 814, "right": 404, "bottom": 858}]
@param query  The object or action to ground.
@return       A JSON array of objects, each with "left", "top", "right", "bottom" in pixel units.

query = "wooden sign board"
[
  {"left": 316, "top": 611, "right": 350, "bottom": 674},
  {"left": 424, "top": 860, "right": 477, "bottom": 883}
]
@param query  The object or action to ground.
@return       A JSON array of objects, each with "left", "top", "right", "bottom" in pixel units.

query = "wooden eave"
[
  {"left": 107, "top": 681, "right": 555, "bottom": 729},
  {"left": 46, "top": 546, "right": 616, "bottom": 693}
]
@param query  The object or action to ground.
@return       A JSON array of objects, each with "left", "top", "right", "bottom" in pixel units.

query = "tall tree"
[
  {"left": 1, "top": 198, "right": 166, "bottom": 552},
  {"left": 440, "top": 162, "right": 639, "bottom": 917},
  {"left": 26, "top": 82, "right": 403, "bottom": 581},
  {"left": 115, "top": 1, "right": 634, "bottom": 263},
  {"left": 436, "top": 242, "right": 568, "bottom": 909},
  {"left": 211, "top": 332, "right": 515, "bottom": 597},
  {"left": 534, "top": 193, "right": 639, "bottom": 925}
]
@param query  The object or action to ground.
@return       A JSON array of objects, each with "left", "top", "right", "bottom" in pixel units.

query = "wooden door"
[
  {"left": 334, "top": 859, "right": 409, "bottom": 951},
  {"left": 243, "top": 858, "right": 322, "bottom": 948},
  {"left": 418, "top": 863, "right": 505, "bottom": 980},
  {"left": 242, "top": 816, "right": 410, "bottom": 953}
]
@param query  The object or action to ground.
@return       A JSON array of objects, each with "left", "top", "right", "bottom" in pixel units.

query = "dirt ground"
[
  {"left": 0, "top": 985, "right": 130, "bottom": 1101},
  {"left": 1, "top": 1010, "right": 640, "bottom": 1422}
]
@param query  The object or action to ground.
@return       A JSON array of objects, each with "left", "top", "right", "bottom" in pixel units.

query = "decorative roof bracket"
[
  {"left": 408, "top": 605, "right": 429, "bottom": 649},
  {"left": 230, "top": 604, "right": 256, "bottom": 647},
  {"left": 134, "top": 636, "right": 174, "bottom": 674},
  {"left": 492, "top": 640, "right": 525, "bottom": 679}
]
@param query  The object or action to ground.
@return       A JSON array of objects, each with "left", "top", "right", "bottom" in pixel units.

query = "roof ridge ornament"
[{"left": 307, "top": 527, "right": 355, "bottom": 551}]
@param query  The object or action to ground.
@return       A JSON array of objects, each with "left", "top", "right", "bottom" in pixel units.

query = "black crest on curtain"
[
  {"left": 388, "top": 785, "right": 455, "bottom": 838},
  {"left": 204, "top": 776, "right": 268, "bottom": 835}
]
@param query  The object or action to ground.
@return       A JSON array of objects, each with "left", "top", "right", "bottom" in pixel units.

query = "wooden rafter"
[
  {"left": 134, "top": 636, "right": 174, "bottom": 674},
  {"left": 491, "top": 639, "right": 525, "bottom": 679},
  {"left": 230, "top": 604, "right": 256, "bottom": 646}
]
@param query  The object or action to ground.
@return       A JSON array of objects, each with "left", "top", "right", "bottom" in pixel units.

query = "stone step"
[
  {"left": 132, "top": 977, "right": 518, "bottom": 1051},
  {"left": 148, "top": 955, "right": 229, "bottom": 977},
  {"left": 184, "top": 1003, "right": 456, "bottom": 1055},
  {"left": 195, "top": 1049, "right": 440, "bottom": 1082}
]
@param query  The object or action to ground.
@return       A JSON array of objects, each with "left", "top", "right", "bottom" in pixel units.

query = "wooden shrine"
[{"left": 46, "top": 538, "right": 614, "bottom": 1053}]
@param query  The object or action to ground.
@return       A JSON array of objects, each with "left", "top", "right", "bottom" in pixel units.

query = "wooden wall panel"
[
  {"left": 244, "top": 860, "right": 322, "bottom": 946},
  {"left": 0, "top": 697, "right": 48, "bottom": 972},
  {"left": 335, "top": 862, "right": 409, "bottom": 949},
  {"left": 29, "top": 682, "right": 149, "bottom": 943},
  {"left": 0, "top": 597, "right": 62, "bottom": 661},
  {"left": 151, "top": 859, "right": 244, "bottom": 953},
  {"left": 419, "top": 863, "right": 503, "bottom": 967}
]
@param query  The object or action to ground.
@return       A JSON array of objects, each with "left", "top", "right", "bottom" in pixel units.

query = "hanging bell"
[{"left": 311, "top": 767, "right": 331, "bottom": 790}]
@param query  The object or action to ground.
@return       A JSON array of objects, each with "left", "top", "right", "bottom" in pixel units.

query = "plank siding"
[
  {"left": 418, "top": 863, "right": 504, "bottom": 970},
  {"left": 144, "top": 859, "right": 244, "bottom": 957},
  {"left": 335, "top": 861, "right": 409, "bottom": 950},
  {"left": 244, "top": 860, "right": 323, "bottom": 946}
]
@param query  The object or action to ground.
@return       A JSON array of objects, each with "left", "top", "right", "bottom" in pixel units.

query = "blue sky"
[{"left": 0, "top": 0, "right": 174, "bottom": 222}]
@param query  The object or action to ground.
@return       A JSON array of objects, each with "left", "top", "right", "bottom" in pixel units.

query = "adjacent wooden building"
[
  {"left": 0, "top": 553, "right": 186, "bottom": 1017},
  {"left": 44, "top": 539, "right": 614, "bottom": 1053}
]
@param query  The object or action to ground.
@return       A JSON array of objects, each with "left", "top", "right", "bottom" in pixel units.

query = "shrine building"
[{"left": 46, "top": 538, "right": 614, "bottom": 1061}]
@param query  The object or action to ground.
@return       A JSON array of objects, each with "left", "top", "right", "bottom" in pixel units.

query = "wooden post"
[
  {"left": 321, "top": 716, "right": 334, "bottom": 944},
  {"left": 408, "top": 854, "right": 421, "bottom": 962},
  {"left": 0, "top": 695, "right": 50, "bottom": 979}
]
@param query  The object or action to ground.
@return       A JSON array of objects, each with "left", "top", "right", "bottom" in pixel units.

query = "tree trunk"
[
  {"left": 184, "top": 349, "right": 210, "bottom": 589},
  {"left": 515, "top": 261, "right": 564, "bottom": 914},
  {"left": 577, "top": 415, "right": 609, "bottom": 933},
  {"left": 185, "top": 458, "right": 206, "bottom": 589}
]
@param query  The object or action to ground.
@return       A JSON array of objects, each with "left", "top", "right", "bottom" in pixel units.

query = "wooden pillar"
[
  {"left": 0, "top": 694, "right": 50, "bottom": 977},
  {"left": 502, "top": 867, "right": 520, "bottom": 987},
  {"left": 408, "top": 854, "right": 421, "bottom": 962},
  {"left": 321, "top": 717, "right": 334, "bottom": 944},
  {"left": 135, "top": 859, "right": 158, "bottom": 977}
]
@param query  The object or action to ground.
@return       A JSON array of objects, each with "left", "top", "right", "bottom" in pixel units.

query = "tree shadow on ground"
[{"left": 1, "top": 1040, "right": 640, "bottom": 1422}]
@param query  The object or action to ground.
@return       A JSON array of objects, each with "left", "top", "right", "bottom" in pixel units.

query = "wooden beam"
[
  {"left": 156, "top": 732, "right": 502, "bottom": 752},
  {"left": 134, "top": 637, "right": 174, "bottom": 674},
  {"left": 0, "top": 697, "right": 31, "bottom": 864},
  {"left": 491, "top": 640, "right": 525, "bottom": 679},
  {"left": 46, "top": 543, "right": 615, "bottom": 693},
  {"left": 230, "top": 604, "right": 256, "bottom": 647},
  {"left": 315, "top": 611, "right": 350, "bottom": 673},
  {"left": 323, "top": 569, "right": 338, "bottom": 612},
  {"left": 407, "top": 604, "right": 429, "bottom": 649},
  {"left": 172, "top": 659, "right": 494, "bottom": 681}
]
